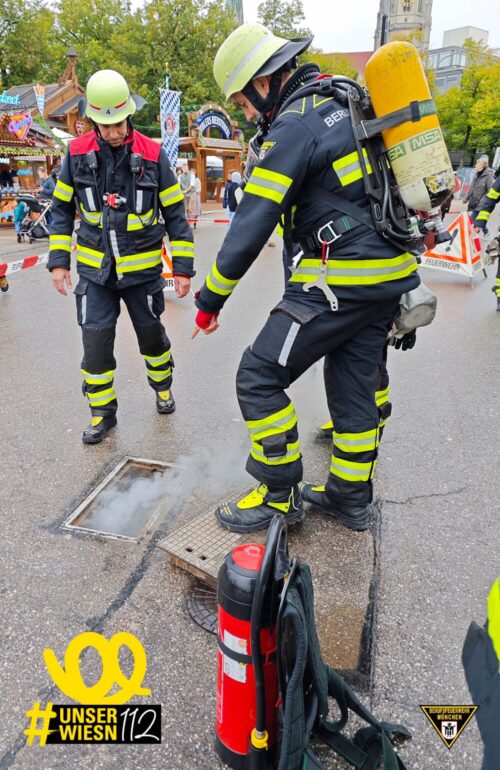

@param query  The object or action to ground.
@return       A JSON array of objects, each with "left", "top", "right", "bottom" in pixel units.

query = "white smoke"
[{"left": 83, "top": 433, "right": 249, "bottom": 537}]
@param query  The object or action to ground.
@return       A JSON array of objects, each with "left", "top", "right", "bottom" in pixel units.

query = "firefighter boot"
[
  {"left": 216, "top": 484, "right": 304, "bottom": 533},
  {"left": 156, "top": 389, "right": 176, "bottom": 414},
  {"left": 82, "top": 415, "right": 117, "bottom": 444},
  {"left": 299, "top": 483, "right": 370, "bottom": 531},
  {"left": 0, "top": 276, "right": 9, "bottom": 293}
]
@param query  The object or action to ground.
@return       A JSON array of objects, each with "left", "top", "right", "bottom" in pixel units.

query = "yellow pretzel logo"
[{"left": 43, "top": 632, "right": 151, "bottom": 704}]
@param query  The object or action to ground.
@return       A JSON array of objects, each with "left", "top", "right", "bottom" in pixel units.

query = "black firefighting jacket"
[
  {"left": 48, "top": 129, "right": 194, "bottom": 287},
  {"left": 196, "top": 65, "right": 420, "bottom": 314}
]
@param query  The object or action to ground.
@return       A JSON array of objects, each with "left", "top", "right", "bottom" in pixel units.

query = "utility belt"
[{"left": 299, "top": 214, "right": 363, "bottom": 253}]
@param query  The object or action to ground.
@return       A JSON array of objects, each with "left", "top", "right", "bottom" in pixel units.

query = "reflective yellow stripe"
[
  {"left": 330, "top": 456, "right": 377, "bottom": 482},
  {"left": 147, "top": 367, "right": 172, "bottom": 382},
  {"left": 76, "top": 245, "right": 104, "bottom": 268},
  {"left": 79, "top": 203, "right": 101, "bottom": 226},
  {"left": 49, "top": 234, "right": 72, "bottom": 252},
  {"left": 245, "top": 167, "right": 293, "bottom": 205},
  {"left": 53, "top": 179, "right": 74, "bottom": 202},
  {"left": 246, "top": 403, "right": 297, "bottom": 441},
  {"left": 144, "top": 351, "right": 171, "bottom": 367},
  {"left": 291, "top": 253, "right": 417, "bottom": 286},
  {"left": 246, "top": 403, "right": 295, "bottom": 430},
  {"left": 87, "top": 387, "right": 116, "bottom": 406},
  {"left": 375, "top": 387, "right": 389, "bottom": 406},
  {"left": 171, "top": 240, "right": 194, "bottom": 258},
  {"left": 333, "top": 149, "right": 373, "bottom": 187},
  {"left": 127, "top": 209, "right": 155, "bottom": 231},
  {"left": 476, "top": 211, "right": 490, "bottom": 221},
  {"left": 333, "top": 429, "right": 379, "bottom": 453},
  {"left": 487, "top": 188, "right": 500, "bottom": 201},
  {"left": 115, "top": 250, "right": 162, "bottom": 273},
  {"left": 206, "top": 262, "right": 239, "bottom": 296},
  {"left": 487, "top": 579, "right": 500, "bottom": 665},
  {"left": 250, "top": 440, "right": 301, "bottom": 466},
  {"left": 81, "top": 369, "right": 114, "bottom": 385},
  {"left": 160, "top": 184, "right": 184, "bottom": 207}
]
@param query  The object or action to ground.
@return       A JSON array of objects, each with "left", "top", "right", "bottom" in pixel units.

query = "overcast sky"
[{"left": 242, "top": 0, "right": 500, "bottom": 52}]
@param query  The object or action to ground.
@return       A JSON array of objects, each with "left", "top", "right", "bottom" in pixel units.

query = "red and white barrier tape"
[{"left": 0, "top": 252, "right": 48, "bottom": 278}]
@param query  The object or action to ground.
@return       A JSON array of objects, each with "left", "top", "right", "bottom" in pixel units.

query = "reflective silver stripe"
[
  {"left": 278, "top": 322, "right": 300, "bottom": 366},
  {"left": 147, "top": 294, "right": 154, "bottom": 315},
  {"left": 223, "top": 33, "right": 274, "bottom": 95},
  {"left": 159, "top": 187, "right": 183, "bottom": 206},
  {"left": 144, "top": 351, "right": 171, "bottom": 366},
  {"left": 247, "top": 176, "right": 289, "bottom": 196},
  {"left": 330, "top": 461, "right": 372, "bottom": 478},
  {"left": 137, "top": 190, "right": 143, "bottom": 212},
  {"left": 109, "top": 230, "right": 120, "bottom": 259},
  {"left": 247, "top": 411, "right": 296, "bottom": 438},
  {"left": 81, "top": 296, "right": 87, "bottom": 324},
  {"left": 117, "top": 255, "right": 162, "bottom": 269},
  {"left": 85, "top": 188, "right": 96, "bottom": 210}
]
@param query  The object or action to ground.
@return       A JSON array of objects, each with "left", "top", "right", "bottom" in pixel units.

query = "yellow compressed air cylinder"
[{"left": 365, "top": 41, "right": 454, "bottom": 212}]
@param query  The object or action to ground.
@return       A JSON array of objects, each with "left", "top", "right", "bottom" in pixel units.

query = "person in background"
[
  {"left": 224, "top": 171, "right": 241, "bottom": 228},
  {"left": 179, "top": 164, "right": 194, "bottom": 218},
  {"left": 189, "top": 169, "right": 202, "bottom": 229},
  {"left": 474, "top": 173, "right": 500, "bottom": 310},
  {"left": 13, "top": 197, "right": 28, "bottom": 244},
  {"left": 465, "top": 156, "right": 494, "bottom": 234}
]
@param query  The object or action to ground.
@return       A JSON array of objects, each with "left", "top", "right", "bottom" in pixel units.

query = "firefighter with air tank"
[{"left": 193, "top": 23, "right": 453, "bottom": 534}]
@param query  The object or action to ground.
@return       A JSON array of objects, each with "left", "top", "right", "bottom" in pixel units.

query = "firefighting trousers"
[
  {"left": 75, "top": 277, "right": 172, "bottom": 416},
  {"left": 236, "top": 297, "right": 399, "bottom": 506},
  {"left": 495, "top": 258, "right": 500, "bottom": 297}
]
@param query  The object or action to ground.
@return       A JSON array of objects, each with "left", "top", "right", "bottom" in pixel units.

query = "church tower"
[{"left": 374, "top": 0, "right": 433, "bottom": 51}]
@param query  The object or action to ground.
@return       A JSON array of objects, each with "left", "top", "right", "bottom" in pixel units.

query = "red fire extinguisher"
[{"left": 216, "top": 516, "right": 287, "bottom": 770}]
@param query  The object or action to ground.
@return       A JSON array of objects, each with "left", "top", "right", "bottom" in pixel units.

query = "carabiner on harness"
[{"left": 302, "top": 222, "right": 340, "bottom": 311}]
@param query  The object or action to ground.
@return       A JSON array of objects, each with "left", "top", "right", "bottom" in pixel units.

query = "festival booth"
[
  {"left": 0, "top": 48, "right": 89, "bottom": 227},
  {"left": 177, "top": 104, "right": 245, "bottom": 203}
]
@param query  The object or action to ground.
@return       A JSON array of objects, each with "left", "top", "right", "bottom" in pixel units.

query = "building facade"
[
  {"left": 226, "top": 0, "right": 243, "bottom": 25},
  {"left": 374, "top": 0, "right": 433, "bottom": 50}
]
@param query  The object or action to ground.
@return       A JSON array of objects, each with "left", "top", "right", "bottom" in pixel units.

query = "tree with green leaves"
[
  {"left": 307, "top": 52, "right": 357, "bottom": 80},
  {"left": 257, "top": 0, "right": 311, "bottom": 39},
  {"left": 435, "top": 39, "right": 500, "bottom": 162},
  {"left": 0, "top": 0, "right": 58, "bottom": 87}
]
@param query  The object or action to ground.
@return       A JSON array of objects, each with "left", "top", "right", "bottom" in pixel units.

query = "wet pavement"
[{"left": 0, "top": 204, "right": 499, "bottom": 770}]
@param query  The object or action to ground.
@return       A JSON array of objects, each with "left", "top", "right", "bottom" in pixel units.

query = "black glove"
[{"left": 390, "top": 330, "right": 416, "bottom": 350}]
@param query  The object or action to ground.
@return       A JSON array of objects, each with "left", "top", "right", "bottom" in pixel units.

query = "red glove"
[
  {"left": 195, "top": 308, "right": 219, "bottom": 329},
  {"left": 194, "top": 291, "right": 219, "bottom": 329}
]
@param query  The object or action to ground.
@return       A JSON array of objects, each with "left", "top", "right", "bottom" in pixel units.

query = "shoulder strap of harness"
[{"left": 277, "top": 562, "right": 411, "bottom": 770}]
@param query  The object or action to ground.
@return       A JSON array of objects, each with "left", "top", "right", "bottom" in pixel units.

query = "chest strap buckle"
[{"left": 103, "top": 193, "right": 127, "bottom": 208}]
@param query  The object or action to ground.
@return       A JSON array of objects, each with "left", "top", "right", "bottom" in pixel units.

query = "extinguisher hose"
[{"left": 250, "top": 514, "right": 287, "bottom": 758}]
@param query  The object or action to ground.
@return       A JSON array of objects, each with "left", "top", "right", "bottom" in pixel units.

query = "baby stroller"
[{"left": 17, "top": 194, "right": 51, "bottom": 244}]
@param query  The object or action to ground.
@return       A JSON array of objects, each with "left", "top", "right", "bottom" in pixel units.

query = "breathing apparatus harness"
[
  {"left": 82, "top": 119, "right": 157, "bottom": 226},
  {"left": 248, "top": 515, "right": 411, "bottom": 770},
  {"left": 276, "top": 74, "right": 436, "bottom": 256}
]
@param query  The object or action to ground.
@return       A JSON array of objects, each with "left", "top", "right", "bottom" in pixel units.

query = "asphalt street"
[{"left": 0, "top": 202, "right": 499, "bottom": 770}]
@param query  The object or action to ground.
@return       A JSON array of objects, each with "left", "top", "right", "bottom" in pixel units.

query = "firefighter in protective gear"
[
  {"left": 475, "top": 176, "right": 500, "bottom": 310},
  {"left": 194, "top": 23, "right": 420, "bottom": 532},
  {"left": 49, "top": 69, "right": 194, "bottom": 443}
]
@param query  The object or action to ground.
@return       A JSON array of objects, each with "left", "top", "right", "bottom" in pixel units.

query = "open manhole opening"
[{"left": 63, "top": 457, "right": 173, "bottom": 541}]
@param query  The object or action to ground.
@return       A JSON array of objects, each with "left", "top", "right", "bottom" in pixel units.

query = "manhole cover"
[
  {"left": 186, "top": 582, "right": 218, "bottom": 634},
  {"left": 63, "top": 456, "right": 173, "bottom": 540}
]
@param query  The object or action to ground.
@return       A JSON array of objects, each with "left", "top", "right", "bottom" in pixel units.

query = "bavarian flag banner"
[{"left": 160, "top": 77, "right": 180, "bottom": 169}]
